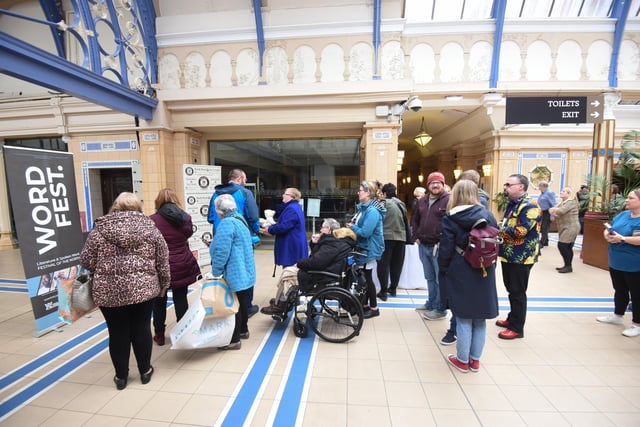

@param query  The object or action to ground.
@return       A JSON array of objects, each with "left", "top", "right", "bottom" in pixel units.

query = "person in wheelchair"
[{"left": 261, "top": 219, "right": 356, "bottom": 315}]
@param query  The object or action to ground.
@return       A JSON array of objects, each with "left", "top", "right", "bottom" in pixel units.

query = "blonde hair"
[
  {"left": 560, "top": 187, "right": 576, "bottom": 202},
  {"left": 360, "top": 180, "right": 378, "bottom": 198},
  {"left": 154, "top": 188, "right": 182, "bottom": 210},
  {"left": 446, "top": 180, "right": 481, "bottom": 210},
  {"left": 333, "top": 227, "right": 356, "bottom": 241},
  {"left": 110, "top": 192, "right": 143, "bottom": 213},
  {"left": 286, "top": 187, "right": 302, "bottom": 201}
]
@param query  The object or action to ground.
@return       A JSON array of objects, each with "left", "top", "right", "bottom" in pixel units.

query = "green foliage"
[
  {"left": 585, "top": 130, "right": 640, "bottom": 219},
  {"left": 492, "top": 191, "right": 509, "bottom": 213},
  {"left": 613, "top": 130, "right": 640, "bottom": 197}
]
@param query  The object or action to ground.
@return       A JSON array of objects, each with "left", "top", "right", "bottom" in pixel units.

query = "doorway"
[{"left": 100, "top": 168, "right": 133, "bottom": 215}]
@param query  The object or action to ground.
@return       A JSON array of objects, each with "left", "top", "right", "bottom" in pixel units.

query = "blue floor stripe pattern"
[{"left": 0, "top": 293, "right": 628, "bottom": 422}]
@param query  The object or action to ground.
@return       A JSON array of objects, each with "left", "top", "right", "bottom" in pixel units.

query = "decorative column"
[
  {"left": 361, "top": 122, "right": 400, "bottom": 186},
  {"left": 589, "top": 91, "right": 620, "bottom": 212},
  {"left": 582, "top": 91, "right": 620, "bottom": 270}
]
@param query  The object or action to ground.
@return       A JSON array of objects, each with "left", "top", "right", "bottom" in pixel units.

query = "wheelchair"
[{"left": 269, "top": 253, "right": 368, "bottom": 343}]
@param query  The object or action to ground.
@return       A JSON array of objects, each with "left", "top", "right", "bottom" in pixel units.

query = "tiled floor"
[{"left": 1, "top": 237, "right": 639, "bottom": 426}]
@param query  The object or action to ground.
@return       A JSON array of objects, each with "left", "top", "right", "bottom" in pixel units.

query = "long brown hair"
[
  {"left": 446, "top": 180, "right": 481, "bottom": 211},
  {"left": 154, "top": 188, "right": 182, "bottom": 210}
]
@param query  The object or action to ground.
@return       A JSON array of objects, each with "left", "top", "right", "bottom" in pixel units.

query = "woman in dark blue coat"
[
  {"left": 439, "top": 180, "right": 498, "bottom": 373},
  {"left": 150, "top": 188, "right": 201, "bottom": 346},
  {"left": 262, "top": 187, "right": 308, "bottom": 267}
]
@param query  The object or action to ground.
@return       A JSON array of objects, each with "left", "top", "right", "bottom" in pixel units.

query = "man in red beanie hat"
[{"left": 411, "top": 171, "right": 450, "bottom": 321}]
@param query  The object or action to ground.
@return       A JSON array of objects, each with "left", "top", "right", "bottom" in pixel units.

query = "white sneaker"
[
  {"left": 622, "top": 325, "right": 640, "bottom": 337},
  {"left": 596, "top": 315, "right": 624, "bottom": 325},
  {"left": 422, "top": 310, "right": 447, "bottom": 321}
]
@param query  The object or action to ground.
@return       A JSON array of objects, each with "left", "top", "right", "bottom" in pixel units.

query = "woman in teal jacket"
[
  {"left": 349, "top": 180, "right": 385, "bottom": 318},
  {"left": 210, "top": 194, "right": 256, "bottom": 350}
]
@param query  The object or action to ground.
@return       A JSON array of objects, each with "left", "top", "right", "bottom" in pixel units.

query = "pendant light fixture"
[{"left": 414, "top": 117, "right": 432, "bottom": 147}]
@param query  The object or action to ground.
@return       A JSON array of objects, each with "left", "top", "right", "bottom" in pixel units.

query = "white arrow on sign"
[
  {"left": 590, "top": 100, "right": 600, "bottom": 107},
  {"left": 591, "top": 111, "right": 600, "bottom": 119}
]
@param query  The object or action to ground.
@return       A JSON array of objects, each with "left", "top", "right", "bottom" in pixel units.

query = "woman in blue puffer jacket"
[{"left": 210, "top": 194, "right": 256, "bottom": 350}]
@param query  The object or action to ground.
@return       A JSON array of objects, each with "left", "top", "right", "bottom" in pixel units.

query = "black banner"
[{"left": 3, "top": 146, "right": 85, "bottom": 334}]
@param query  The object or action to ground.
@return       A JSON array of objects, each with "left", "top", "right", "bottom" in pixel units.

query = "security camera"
[{"left": 406, "top": 96, "right": 422, "bottom": 112}]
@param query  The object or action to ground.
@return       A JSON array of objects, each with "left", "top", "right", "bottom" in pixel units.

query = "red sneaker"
[
  {"left": 469, "top": 358, "right": 480, "bottom": 372},
  {"left": 447, "top": 354, "right": 469, "bottom": 373},
  {"left": 495, "top": 319, "right": 510, "bottom": 328},
  {"left": 498, "top": 329, "right": 523, "bottom": 340}
]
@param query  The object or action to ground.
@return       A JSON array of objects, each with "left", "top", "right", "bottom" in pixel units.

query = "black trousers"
[
  {"left": 376, "top": 240, "right": 406, "bottom": 293},
  {"left": 540, "top": 210, "right": 551, "bottom": 246},
  {"left": 100, "top": 299, "right": 154, "bottom": 379},
  {"left": 557, "top": 241, "right": 575, "bottom": 267},
  {"left": 153, "top": 286, "right": 189, "bottom": 334},
  {"left": 500, "top": 262, "right": 533, "bottom": 335},
  {"left": 363, "top": 267, "right": 377, "bottom": 308},
  {"left": 609, "top": 267, "right": 640, "bottom": 323},
  {"left": 231, "top": 288, "right": 250, "bottom": 343}
]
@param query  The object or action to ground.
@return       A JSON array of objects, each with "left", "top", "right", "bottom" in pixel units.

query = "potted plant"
[
  {"left": 582, "top": 130, "right": 640, "bottom": 270},
  {"left": 491, "top": 191, "right": 509, "bottom": 214}
]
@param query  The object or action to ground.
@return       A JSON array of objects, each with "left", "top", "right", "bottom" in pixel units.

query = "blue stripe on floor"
[
  {"left": 0, "top": 338, "right": 108, "bottom": 420},
  {"left": 220, "top": 316, "right": 292, "bottom": 427},
  {"left": 273, "top": 329, "right": 316, "bottom": 426},
  {"left": 0, "top": 323, "right": 106, "bottom": 390},
  {"left": 0, "top": 294, "right": 626, "bottom": 423},
  {"left": 0, "top": 278, "right": 27, "bottom": 285},
  {"left": 0, "top": 286, "right": 28, "bottom": 293}
]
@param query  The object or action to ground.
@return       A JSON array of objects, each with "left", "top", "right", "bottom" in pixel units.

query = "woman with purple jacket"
[{"left": 150, "top": 188, "right": 201, "bottom": 346}]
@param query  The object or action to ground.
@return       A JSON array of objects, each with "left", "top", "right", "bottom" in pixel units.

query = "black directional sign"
[{"left": 506, "top": 96, "right": 604, "bottom": 125}]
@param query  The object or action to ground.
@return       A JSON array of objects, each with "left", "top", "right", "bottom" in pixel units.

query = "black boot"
[
  {"left": 558, "top": 266, "right": 573, "bottom": 273},
  {"left": 260, "top": 300, "right": 288, "bottom": 315}
]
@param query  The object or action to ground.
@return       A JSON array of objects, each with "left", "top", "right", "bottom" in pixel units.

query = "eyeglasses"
[{"left": 503, "top": 182, "right": 521, "bottom": 188}]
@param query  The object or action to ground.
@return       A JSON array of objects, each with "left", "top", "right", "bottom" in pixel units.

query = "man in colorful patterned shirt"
[{"left": 495, "top": 174, "right": 542, "bottom": 340}]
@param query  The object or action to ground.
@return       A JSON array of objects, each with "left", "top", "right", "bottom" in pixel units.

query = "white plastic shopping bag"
[{"left": 170, "top": 287, "right": 235, "bottom": 349}]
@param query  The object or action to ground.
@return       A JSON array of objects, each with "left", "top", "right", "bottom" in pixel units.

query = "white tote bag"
[{"left": 170, "top": 287, "right": 235, "bottom": 349}]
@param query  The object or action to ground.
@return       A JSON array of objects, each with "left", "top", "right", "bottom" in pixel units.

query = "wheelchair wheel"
[
  {"left": 293, "top": 317, "right": 308, "bottom": 338},
  {"left": 306, "top": 286, "right": 363, "bottom": 343}
]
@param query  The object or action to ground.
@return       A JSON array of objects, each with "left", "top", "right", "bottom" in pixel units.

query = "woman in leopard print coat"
[{"left": 80, "top": 192, "right": 170, "bottom": 390}]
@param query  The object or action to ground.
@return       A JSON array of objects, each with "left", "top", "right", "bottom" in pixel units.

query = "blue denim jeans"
[
  {"left": 418, "top": 243, "right": 443, "bottom": 312},
  {"left": 455, "top": 317, "right": 487, "bottom": 363}
]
